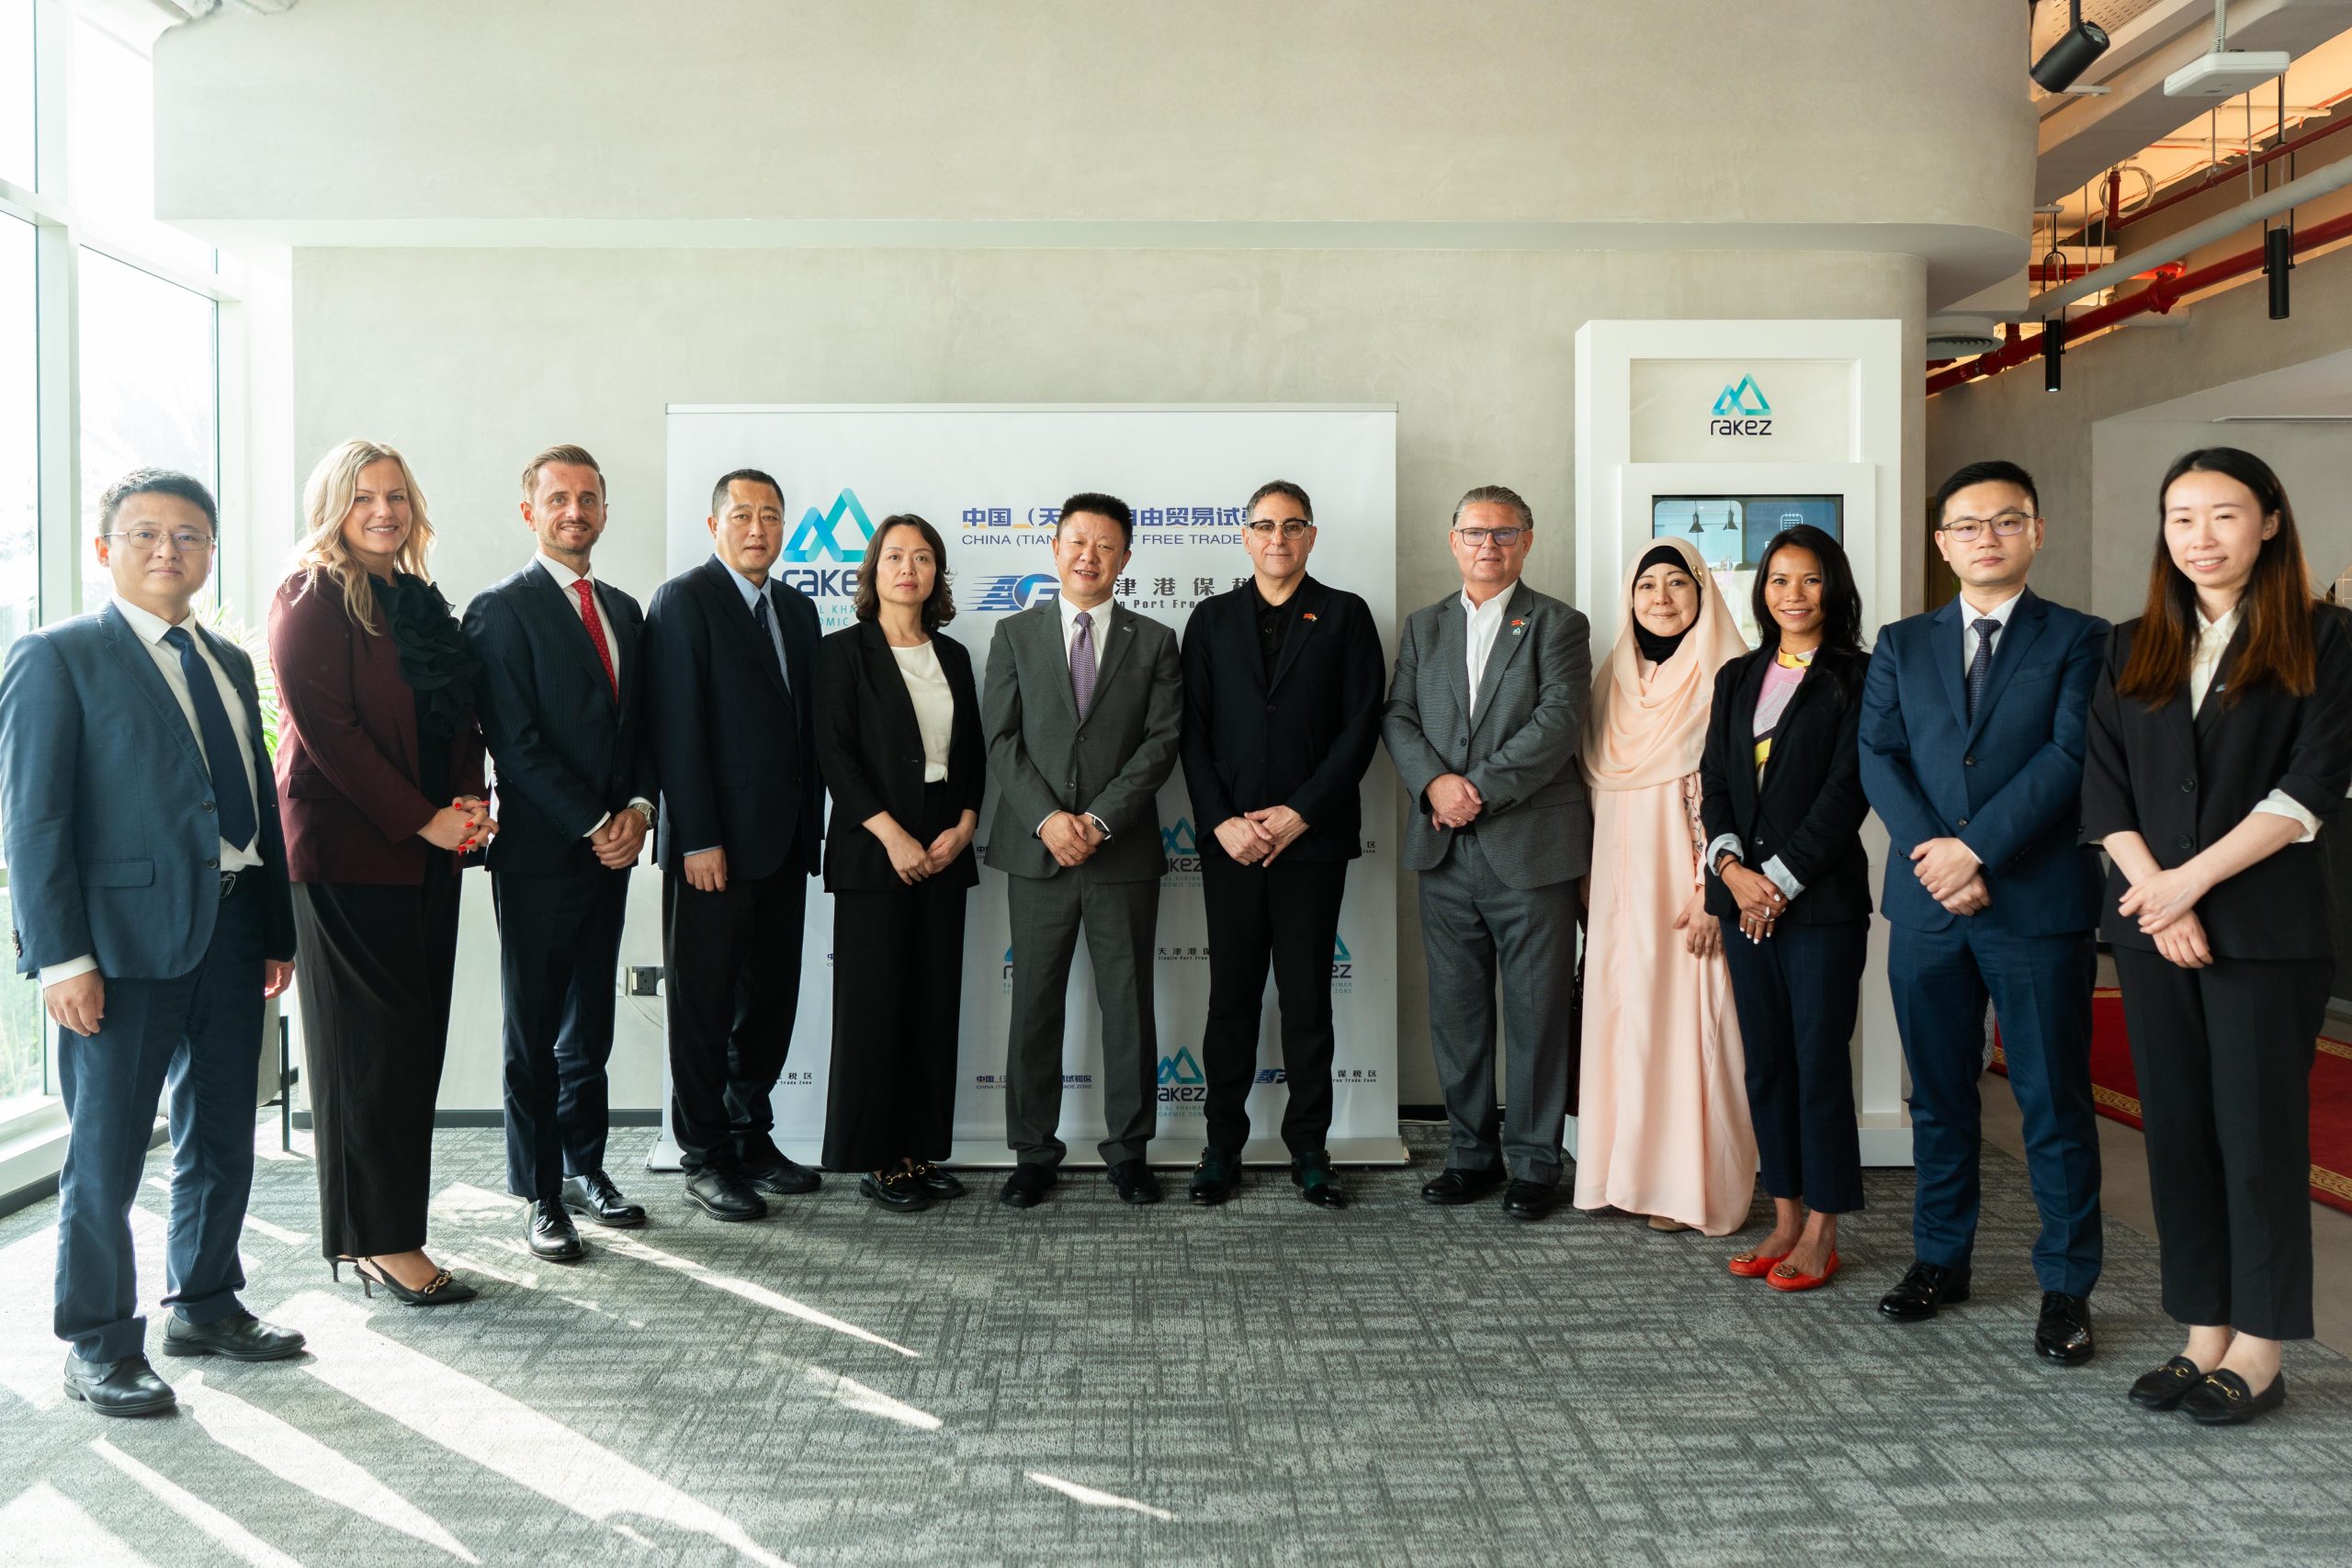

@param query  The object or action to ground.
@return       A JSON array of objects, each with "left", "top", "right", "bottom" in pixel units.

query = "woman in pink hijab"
[{"left": 1573, "top": 536, "right": 1758, "bottom": 1235}]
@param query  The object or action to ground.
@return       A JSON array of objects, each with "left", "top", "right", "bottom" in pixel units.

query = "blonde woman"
[
  {"left": 1573, "top": 536, "right": 1757, "bottom": 1235},
  {"left": 269, "top": 441, "right": 490, "bottom": 1306}
]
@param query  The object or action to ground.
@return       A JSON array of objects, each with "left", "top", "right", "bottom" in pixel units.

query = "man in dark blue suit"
[
  {"left": 465, "top": 446, "right": 657, "bottom": 1262},
  {"left": 645, "top": 469, "right": 824, "bottom": 1222},
  {"left": 1859, "top": 459, "right": 2109, "bottom": 1364},
  {"left": 0, "top": 470, "right": 300, "bottom": 1416}
]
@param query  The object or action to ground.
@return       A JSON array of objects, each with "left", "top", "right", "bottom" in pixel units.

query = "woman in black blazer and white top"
[
  {"left": 2084, "top": 448, "right": 2352, "bottom": 1426},
  {"left": 1699, "top": 525, "right": 1873, "bottom": 1292},
  {"left": 814, "top": 514, "right": 986, "bottom": 1213}
]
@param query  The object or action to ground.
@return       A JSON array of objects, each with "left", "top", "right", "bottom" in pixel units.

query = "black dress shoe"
[
  {"left": 906, "top": 1161, "right": 967, "bottom": 1199},
  {"left": 1000, "top": 1163, "right": 1057, "bottom": 1208},
  {"left": 1500, "top": 1179, "right": 1559, "bottom": 1221},
  {"left": 561, "top": 1170, "right": 648, "bottom": 1228},
  {"left": 1419, "top": 1167, "right": 1507, "bottom": 1206},
  {"left": 1188, "top": 1150, "right": 1240, "bottom": 1205},
  {"left": 858, "top": 1168, "right": 933, "bottom": 1212},
  {"left": 2179, "top": 1368, "right": 2287, "bottom": 1426},
  {"left": 1292, "top": 1151, "right": 1347, "bottom": 1209},
  {"left": 1878, "top": 1259, "right": 1971, "bottom": 1322},
  {"left": 2129, "top": 1356, "right": 2205, "bottom": 1411},
  {"left": 526, "top": 1199, "right": 585, "bottom": 1261},
  {"left": 684, "top": 1167, "right": 768, "bottom": 1222},
  {"left": 62, "top": 1353, "right": 175, "bottom": 1416},
  {"left": 1107, "top": 1159, "right": 1162, "bottom": 1205},
  {"left": 160, "top": 1311, "right": 306, "bottom": 1362},
  {"left": 2034, "top": 1292, "right": 2096, "bottom": 1365},
  {"left": 740, "top": 1153, "right": 822, "bottom": 1196}
]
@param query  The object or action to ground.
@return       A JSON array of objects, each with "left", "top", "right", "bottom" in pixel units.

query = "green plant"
[{"left": 202, "top": 604, "right": 281, "bottom": 757}]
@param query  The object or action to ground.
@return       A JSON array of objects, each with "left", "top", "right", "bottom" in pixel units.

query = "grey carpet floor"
[{"left": 2, "top": 1122, "right": 2349, "bottom": 1568}]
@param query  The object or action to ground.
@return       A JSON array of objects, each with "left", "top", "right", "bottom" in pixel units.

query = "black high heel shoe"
[{"left": 352, "top": 1258, "right": 478, "bottom": 1307}]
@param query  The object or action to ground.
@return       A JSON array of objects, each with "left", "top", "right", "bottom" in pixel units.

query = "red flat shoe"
[
  {"left": 1765, "top": 1251, "right": 1841, "bottom": 1292},
  {"left": 1727, "top": 1248, "right": 1790, "bottom": 1279}
]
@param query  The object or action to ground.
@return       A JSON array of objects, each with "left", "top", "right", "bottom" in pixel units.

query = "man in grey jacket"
[
  {"left": 983, "top": 493, "right": 1184, "bottom": 1209},
  {"left": 1383, "top": 485, "right": 1592, "bottom": 1220}
]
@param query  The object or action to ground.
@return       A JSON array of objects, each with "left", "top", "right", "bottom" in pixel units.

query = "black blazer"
[
  {"left": 1179, "top": 575, "right": 1385, "bottom": 864},
  {"left": 644, "top": 555, "right": 823, "bottom": 882},
  {"left": 463, "top": 561, "right": 657, "bottom": 875},
  {"left": 813, "top": 620, "right": 985, "bottom": 894},
  {"left": 1700, "top": 642, "right": 1874, "bottom": 924},
  {"left": 2081, "top": 603, "right": 2352, "bottom": 960}
]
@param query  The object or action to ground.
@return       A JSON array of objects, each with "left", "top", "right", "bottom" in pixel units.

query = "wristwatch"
[{"left": 628, "top": 801, "right": 657, "bottom": 831}]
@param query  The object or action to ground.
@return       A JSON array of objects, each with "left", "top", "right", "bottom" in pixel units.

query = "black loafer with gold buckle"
[{"left": 2179, "top": 1368, "right": 2287, "bottom": 1426}]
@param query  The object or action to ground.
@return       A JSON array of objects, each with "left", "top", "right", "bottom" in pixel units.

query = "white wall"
[{"left": 291, "top": 243, "right": 1926, "bottom": 1111}]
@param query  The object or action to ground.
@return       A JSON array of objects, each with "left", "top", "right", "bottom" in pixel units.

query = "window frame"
[{"left": 0, "top": 0, "right": 255, "bottom": 1158}]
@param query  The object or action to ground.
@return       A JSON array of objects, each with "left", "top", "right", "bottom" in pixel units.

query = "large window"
[{"left": 0, "top": 1, "right": 245, "bottom": 1147}]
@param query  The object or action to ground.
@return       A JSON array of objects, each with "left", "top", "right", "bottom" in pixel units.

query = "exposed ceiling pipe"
[
  {"left": 2111, "top": 107, "right": 2352, "bottom": 232},
  {"left": 1928, "top": 205, "right": 2352, "bottom": 394},
  {"left": 2028, "top": 152, "right": 2352, "bottom": 317}
]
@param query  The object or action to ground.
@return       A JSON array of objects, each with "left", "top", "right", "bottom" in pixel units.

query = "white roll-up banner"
[{"left": 655, "top": 405, "right": 1404, "bottom": 1168}]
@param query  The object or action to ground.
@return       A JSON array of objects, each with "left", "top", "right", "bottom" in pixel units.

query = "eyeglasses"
[
  {"left": 1939, "top": 512, "right": 2036, "bottom": 545},
  {"left": 1453, "top": 526, "right": 1527, "bottom": 547},
  {"left": 107, "top": 528, "right": 216, "bottom": 554},
  {"left": 1244, "top": 519, "right": 1313, "bottom": 540}
]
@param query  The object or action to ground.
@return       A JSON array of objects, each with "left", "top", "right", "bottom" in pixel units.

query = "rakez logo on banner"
[
  {"left": 1708, "top": 375, "right": 1773, "bottom": 437},
  {"left": 1331, "top": 934, "right": 1353, "bottom": 992},
  {"left": 970, "top": 573, "right": 1061, "bottom": 614},
  {"left": 784, "top": 489, "right": 877, "bottom": 562},
  {"left": 1160, "top": 817, "right": 1203, "bottom": 881},
  {"left": 1159, "top": 1046, "right": 1207, "bottom": 1105}
]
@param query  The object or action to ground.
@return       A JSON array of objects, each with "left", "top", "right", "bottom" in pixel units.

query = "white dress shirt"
[
  {"left": 1460, "top": 582, "right": 1515, "bottom": 717},
  {"left": 892, "top": 639, "right": 956, "bottom": 784},
  {"left": 533, "top": 553, "right": 652, "bottom": 840},
  {"left": 41, "top": 600, "right": 262, "bottom": 987},
  {"left": 1041, "top": 592, "right": 1115, "bottom": 838},
  {"left": 2190, "top": 604, "right": 2322, "bottom": 841}
]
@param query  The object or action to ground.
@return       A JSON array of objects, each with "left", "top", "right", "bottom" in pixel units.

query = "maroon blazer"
[{"left": 268, "top": 572, "right": 487, "bottom": 886}]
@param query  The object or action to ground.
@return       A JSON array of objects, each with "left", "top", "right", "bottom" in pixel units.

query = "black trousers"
[
  {"left": 54, "top": 880, "right": 264, "bottom": 1362},
  {"left": 1198, "top": 852, "right": 1348, "bottom": 1158},
  {"left": 2113, "top": 946, "right": 2329, "bottom": 1341},
  {"left": 492, "top": 863, "right": 629, "bottom": 1203},
  {"left": 662, "top": 850, "right": 808, "bottom": 1172},
  {"left": 291, "top": 859, "right": 461, "bottom": 1258},
  {"left": 1719, "top": 915, "right": 1868, "bottom": 1215},
  {"left": 824, "top": 784, "right": 968, "bottom": 1171}
]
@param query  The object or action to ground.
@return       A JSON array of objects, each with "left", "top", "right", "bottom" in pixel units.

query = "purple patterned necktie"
[{"left": 1070, "top": 609, "right": 1098, "bottom": 717}]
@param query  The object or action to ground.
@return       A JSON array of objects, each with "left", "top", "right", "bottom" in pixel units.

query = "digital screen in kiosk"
[{"left": 1651, "top": 495, "right": 1843, "bottom": 646}]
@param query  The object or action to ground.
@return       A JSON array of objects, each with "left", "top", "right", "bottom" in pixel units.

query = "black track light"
[
  {"left": 2266, "top": 225, "right": 2292, "bottom": 319},
  {"left": 2042, "top": 316, "right": 2064, "bottom": 392},
  {"left": 2032, "top": 0, "right": 2110, "bottom": 93}
]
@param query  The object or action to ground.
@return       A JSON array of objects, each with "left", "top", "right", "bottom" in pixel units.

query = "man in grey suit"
[
  {"left": 1383, "top": 484, "right": 1592, "bottom": 1221},
  {"left": 984, "top": 492, "right": 1184, "bottom": 1209}
]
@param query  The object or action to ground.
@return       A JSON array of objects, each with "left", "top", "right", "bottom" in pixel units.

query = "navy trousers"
[
  {"left": 1719, "top": 915, "right": 1868, "bottom": 1214},
  {"left": 492, "top": 866, "right": 628, "bottom": 1202},
  {"left": 53, "top": 880, "right": 264, "bottom": 1362},
  {"left": 1889, "top": 919, "right": 2100, "bottom": 1295}
]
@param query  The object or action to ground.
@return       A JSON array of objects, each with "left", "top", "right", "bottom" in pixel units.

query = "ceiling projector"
[{"left": 2165, "top": 50, "right": 2292, "bottom": 98}]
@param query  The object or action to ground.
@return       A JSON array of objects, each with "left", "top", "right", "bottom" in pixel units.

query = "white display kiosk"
[{"left": 1574, "top": 319, "right": 1914, "bottom": 1165}]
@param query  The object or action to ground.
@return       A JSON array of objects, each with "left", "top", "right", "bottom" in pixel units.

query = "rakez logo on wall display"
[
  {"left": 1708, "top": 374, "right": 1773, "bottom": 436},
  {"left": 1159, "top": 1046, "right": 1207, "bottom": 1104}
]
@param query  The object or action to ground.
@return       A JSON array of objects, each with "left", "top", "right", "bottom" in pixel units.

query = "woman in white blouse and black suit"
[
  {"left": 814, "top": 514, "right": 986, "bottom": 1213},
  {"left": 2083, "top": 447, "right": 2352, "bottom": 1426}
]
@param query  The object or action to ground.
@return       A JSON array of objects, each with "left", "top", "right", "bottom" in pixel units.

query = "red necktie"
[{"left": 573, "top": 578, "right": 618, "bottom": 701}]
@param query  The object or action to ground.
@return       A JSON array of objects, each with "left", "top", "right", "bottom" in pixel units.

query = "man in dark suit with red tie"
[
  {"left": 645, "top": 469, "right": 825, "bottom": 1222},
  {"left": 464, "top": 446, "right": 659, "bottom": 1261}
]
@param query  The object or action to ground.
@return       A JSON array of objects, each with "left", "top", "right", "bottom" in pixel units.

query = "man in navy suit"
[
  {"left": 0, "top": 470, "right": 300, "bottom": 1416},
  {"left": 465, "top": 446, "right": 657, "bottom": 1262},
  {"left": 1859, "top": 459, "right": 2109, "bottom": 1364},
  {"left": 645, "top": 469, "right": 824, "bottom": 1222}
]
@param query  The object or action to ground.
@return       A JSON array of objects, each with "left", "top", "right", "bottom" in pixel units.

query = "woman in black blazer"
[
  {"left": 813, "top": 514, "right": 986, "bottom": 1213},
  {"left": 1699, "top": 525, "right": 1872, "bottom": 1292},
  {"left": 2083, "top": 448, "right": 2352, "bottom": 1426}
]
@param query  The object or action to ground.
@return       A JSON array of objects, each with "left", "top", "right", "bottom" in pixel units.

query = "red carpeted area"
[{"left": 1993, "top": 987, "right": 2352, "bottom": 1216}]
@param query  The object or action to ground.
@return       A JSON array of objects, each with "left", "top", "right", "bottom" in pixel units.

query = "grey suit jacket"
[
  {"left": 982, "top": 600, "right": 1184, "bottom": 883},
  {"left": 1382, "top": 581, "right": 1592, "bottom": 890}
]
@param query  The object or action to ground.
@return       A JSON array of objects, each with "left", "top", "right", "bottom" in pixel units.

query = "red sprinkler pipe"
[
  {"left": 1928, "top": 209, "right": 2352, "bottom": 395},
  {"left": 2111, "top": 111, "right": 2352, "bottom": 233}
]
